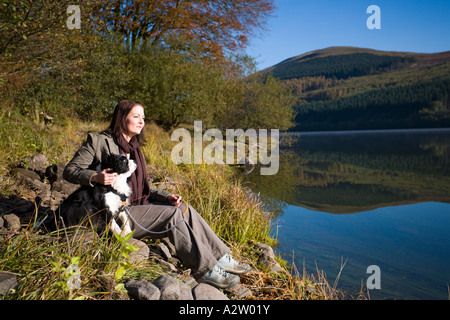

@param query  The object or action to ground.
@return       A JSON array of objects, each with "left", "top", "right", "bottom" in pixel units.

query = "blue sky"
[{"left": 246, "top": 0, "right": 450, "bottom": 70}]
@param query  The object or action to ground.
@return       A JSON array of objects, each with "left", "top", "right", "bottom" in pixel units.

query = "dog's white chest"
[
  {"left": 102, "top": 159, "right": 136, "bottom": 237},
  {"left": 104, "top": 192, "right": 123, "bottom": 215}
]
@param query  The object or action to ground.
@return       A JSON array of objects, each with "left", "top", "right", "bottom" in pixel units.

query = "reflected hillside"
[{"left": 241, "top": 129, "right": 450, "bottom": 214}]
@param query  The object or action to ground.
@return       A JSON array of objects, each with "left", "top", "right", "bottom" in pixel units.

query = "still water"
[{"left": 243, "top": 128, "right": 450, "bottom": 300}]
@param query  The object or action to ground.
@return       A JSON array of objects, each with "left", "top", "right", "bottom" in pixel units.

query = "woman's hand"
[
  {"left": 168, "top": 194, "right": 182, "bottom": 207},
  {"left": 91, "top": 168, "right": 117, "bottom": 185}
]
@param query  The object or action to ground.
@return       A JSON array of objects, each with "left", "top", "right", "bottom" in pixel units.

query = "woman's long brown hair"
[{"left": 104, "top": 99, "right": 146, "bottom": 145}]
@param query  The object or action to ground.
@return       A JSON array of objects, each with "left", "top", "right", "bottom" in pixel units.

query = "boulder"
[
  {"left": 127, "top": 238, "right": 150, "bottom": 262},
  {"left": 22, "top": 154, "right": 48, "bottom": 176},
  {"left": 255, "top": 244, "right": 285, "bottom": 273},
  {"left": 10, "top": 167, "right": 41, "bottom": 184},
  {"left": 0, "top": 271, "right": 17, "bottom": 297},
  {"left": 152, "top": 274, "right": 193, "bottom": 300},
  {"left": 179, "top": 280, "right": 194, "bottom": 300},
  {"left": 192, "top": 283, "right": 229, "bottom": 300},
  {"left": 51, "top": 180, "right": 79, "bottom": 196},
  {"left": 3, "top": 214, "right": 21, "bottom": 232},
  {"left": 125, "top": 279, "right": 161, "bottom": 300}
]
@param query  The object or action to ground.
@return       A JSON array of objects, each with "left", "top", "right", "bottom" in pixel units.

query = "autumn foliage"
[
  {"left": 0, "top": 0, "right": 296, "bottom": 131},
  {"left": 96, "top": 0, "right": 274, "bottom": 57}
]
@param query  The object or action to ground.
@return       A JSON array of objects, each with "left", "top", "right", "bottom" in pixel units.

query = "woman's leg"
[{"left": 128, "top": 201, "right": 230, "bottom": 278}]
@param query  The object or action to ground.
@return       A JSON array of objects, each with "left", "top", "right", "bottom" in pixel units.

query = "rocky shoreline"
[{"left": 0, "top": 153, "right": 285, "bottom": 300}]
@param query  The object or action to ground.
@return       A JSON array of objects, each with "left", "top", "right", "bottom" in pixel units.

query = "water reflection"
[
  {"left": 238, "top": 128, "right": 450, "bottom": 299},
  {"left": 242, "top": 129, "right": 450, "bottom": 215}
]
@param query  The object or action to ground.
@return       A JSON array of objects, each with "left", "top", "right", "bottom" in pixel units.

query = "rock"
[
  {"left": 52, "top": 180, "right": 79, "bottom": 195},
  {"left": 179, "top": 280, "right": 194, "bottom": 300},
  {"left": 10, "top": 167, "right": 41, "bottom": 184},
  {"left": 37, "top": 189, "right": 51, "bottom": 204},
  {"left": 157, "top": 242, "right": 172, "bottom": 260},
  {"left": 161, "top": 237, "right": 177, "bottom": 256},
  {"left": 0, "top": 271, "right": 18, "bottom": 297},
  {"left": 45, "top": 162, "right": 80, "bottom": 195},
  {"left": 11, "top": 167, "right": 51, "bottom": 193},
  {"left": 180, "top": 275, "right": 197, "bottom": 288},
  {"left": 28, "top": 179, "right": 51, "bottom": 193},
  {"left": 3, "top": 214, "right": 21, "bottom": 232},
  {"left": 255, "top": 244, "right": 285, "bottom": 273},
  {"left": 0, "top": 196, "right": 15, "bottom": 213},
  {"left": 152, "top": 275, "right": 183, "bottom": 300},
  {"left": 125, "top": 279, "right": 161, "bottom": 300},
  {"left": 126, "top": 275, "right": 194, "bottom": 300},
  {"left": 22, "top": 154, "right": 47, "bottom": 175},
  {"left": 127, "top": 238, "right": 150, "bottom": 262},
  {"left": 50, "top": 190, "right": 65, "bottom": 209},
  {"left": 154, "top": 257, "right": 178, "bottom": 272},
  {"left": 151, "top": 274, "right": 193, "bottom": 300},
  {"left": 225, "top": 284, "right": 253, "bottom": 299},
  {"left": 192, "top": 283, "right": 229, "bottom": 300},
  {"left": 255, "top": 244, "right": 273, "bottom": 258}
]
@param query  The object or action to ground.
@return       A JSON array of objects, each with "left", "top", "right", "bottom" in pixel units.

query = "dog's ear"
[{"left": 101, "top": 154, "right": 115, "bottom": 170}]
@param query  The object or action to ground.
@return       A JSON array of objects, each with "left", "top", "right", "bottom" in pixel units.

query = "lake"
[{"left": 242, "top": 128, "right": 450, "bottom": 300}]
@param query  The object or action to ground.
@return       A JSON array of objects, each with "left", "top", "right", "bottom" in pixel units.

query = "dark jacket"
[{"left": 63, "top": 131, "right": 171, "bottom": 203}]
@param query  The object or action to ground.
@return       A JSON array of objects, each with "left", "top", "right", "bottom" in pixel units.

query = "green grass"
[
  {"left": 0, "top": 224, "right": 164, "bottom": 300},
  {"left": 0, "top": 113, "right": 343, "bottom": 300}
]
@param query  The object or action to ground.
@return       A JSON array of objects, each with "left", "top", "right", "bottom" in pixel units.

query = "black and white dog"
[{"left": 55, "top": 154, "right": 137, "bottom": 236}]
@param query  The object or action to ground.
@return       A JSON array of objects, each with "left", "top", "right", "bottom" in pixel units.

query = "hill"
[{"left": 262, "top": 47, "right": 450, "bottom": 131}]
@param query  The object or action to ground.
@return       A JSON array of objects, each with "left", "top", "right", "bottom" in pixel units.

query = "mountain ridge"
[
  {"left": 263, "top": 46, "right": 450, "bottom": 73},
  {"left": 261, "top": 46, "right": 450, "bottom": 131}
]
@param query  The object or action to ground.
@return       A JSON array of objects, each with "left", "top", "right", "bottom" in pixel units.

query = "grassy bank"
[{"left": 0, "top": 111, "right": 343, "bottom": 300}]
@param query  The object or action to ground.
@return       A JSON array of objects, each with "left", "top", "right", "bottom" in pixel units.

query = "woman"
[{"left": 63, "top": 99, "right": 250, "bottom": 289}]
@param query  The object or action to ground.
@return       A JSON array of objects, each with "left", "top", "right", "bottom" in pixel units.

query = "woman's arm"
[
  {"left": 63, "top": 134, "right": 98, "bottom": 186},
  {"left": 148, "top": 187, "right": 172, "bottom": 203},
  {"left": 64, "top": 133, "right": 119, "bottom": 187}
]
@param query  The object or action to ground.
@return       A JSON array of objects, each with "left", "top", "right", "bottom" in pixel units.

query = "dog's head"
[{"left": 103, "top": 154, "right": 131, "bottom": 174}]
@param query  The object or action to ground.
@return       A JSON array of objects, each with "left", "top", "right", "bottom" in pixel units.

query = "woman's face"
[{"left": 125, "top": 105, "right": 145, "bottom": 138}]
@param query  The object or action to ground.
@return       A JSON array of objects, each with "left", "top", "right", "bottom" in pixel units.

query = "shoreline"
[
  {"left": 0, "top": 117, "right": 343, "bottom": 300},
  {"left": 284, "top": 126, "right": 450, "bottom": 136}
]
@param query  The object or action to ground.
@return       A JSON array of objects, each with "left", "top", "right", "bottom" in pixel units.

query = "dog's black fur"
[{"left": 52, "top": 154, "right": 133, "bottom": 234}]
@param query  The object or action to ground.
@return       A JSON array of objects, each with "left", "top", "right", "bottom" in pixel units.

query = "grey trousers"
[{"left": 128, "top": 201, "right": 230, "bottom": 278}]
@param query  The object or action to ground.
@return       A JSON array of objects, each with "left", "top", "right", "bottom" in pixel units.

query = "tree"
[
  {"left": 127, "top": 36, "right": 241, "bottom": 130},
  {"left": 223, "top": 73, "right": 297, "bottom": 130},
  {"left": 0, "top": 0, "right": 70, "bottom": 56},
  {"left": 96, "top": 0, "right": 275, "bottom": 57},
  {"left": 0, "top": 0, "right": 120, "bottom": 119}
]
